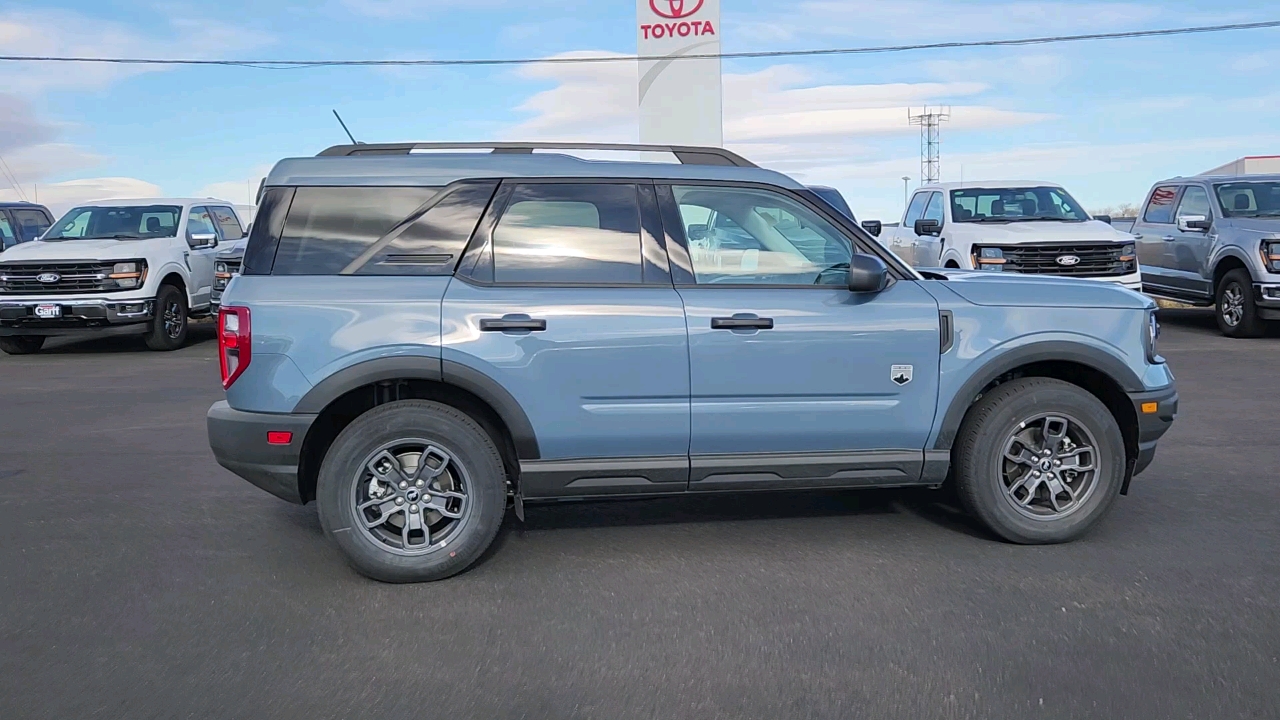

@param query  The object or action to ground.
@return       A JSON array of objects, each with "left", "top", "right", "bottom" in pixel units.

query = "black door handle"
[
  {"left": 711, "top": 316, "right": 774, "bottom": 330},
  {"left": 480, "top": 317, "right": 547, "bottom": 332}
]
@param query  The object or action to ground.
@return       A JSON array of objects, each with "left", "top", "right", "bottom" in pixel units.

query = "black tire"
[
  {"left": 316, "top": 400, "right": 507, "bottom": 582},
  {"left": 0, "top": 336, "right": 45, "bottom": 355},
  {"left": 144, "top": 283, "right": 188, "bottom": 351},
  {"left": 953, "top": 378, "right": 1126, "bottom": 544},
  {"left": 1215, "top": 268, "right": 1264, "bottom": 338}
]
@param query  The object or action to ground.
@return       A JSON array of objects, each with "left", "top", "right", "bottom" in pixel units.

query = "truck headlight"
[
  {"left": 1120, "top": 243, "right": 1136, "bottom": 271},
  {"left": 972, "top": 246, "right": 1005, "bottom": 271},
  {"left": 1263, "top": 240, "right": 1280, "bottom": 273},
  {"left": 108, "top": 260, "right": 147, "bottom": 289},
  {"left": 1145, "top": 310, "right": 1163, "bottom": 364}
]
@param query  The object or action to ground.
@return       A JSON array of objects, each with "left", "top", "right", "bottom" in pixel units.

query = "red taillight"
[
  {"left": 267, "top": 431, "right": 293, "bottom": 445},
  {"left": 218, "top": 306, "right": 252, "bottom": 389}
]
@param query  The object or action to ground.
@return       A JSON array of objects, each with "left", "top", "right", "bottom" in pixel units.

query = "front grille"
[
  {"left": 0, "top": 262, "right": 116, "bottom": 294},
  {"left": 995, "top": 243, "right": 1133, "bottom": 277},
  {"left": 224, "top": 259, "right": 242, "bottom": 275}
]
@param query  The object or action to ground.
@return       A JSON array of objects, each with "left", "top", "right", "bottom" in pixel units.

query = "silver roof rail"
[{"left": 316, "top": 142, "right": 757, "bottom": 168}]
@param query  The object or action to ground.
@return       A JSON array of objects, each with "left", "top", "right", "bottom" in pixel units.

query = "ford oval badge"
[
  {"left": 36, "top": 273, "right": 61, "bottom": 283},
  {"left": 1055, "top": 255, "right": 1081, "bottom": 266}
]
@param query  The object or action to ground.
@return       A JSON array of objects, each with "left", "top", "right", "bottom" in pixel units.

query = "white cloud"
[
  {"left": 196, "top": 165, "right": 274, "bottom": 209},
  {"left": 731, "top": 0, "right": 1162, "bottom": 44},
  {"left": 0, "top": 178, "right": 163, "bottom": 219},
  {"left": 338, "top": 0, "right": 512, "bottom": 19}
]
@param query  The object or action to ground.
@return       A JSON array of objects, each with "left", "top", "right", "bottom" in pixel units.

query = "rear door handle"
[
  {"left": 711, "top": 316, "right": 774, "bottom": 330},
  {"left": 1162, "top": 235, "right": 1176, "bottom": 242},
  {"left": 480, "top": 316, "right": 547, "bottom": 332}
]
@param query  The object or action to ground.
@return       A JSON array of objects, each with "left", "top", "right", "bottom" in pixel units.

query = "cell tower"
[{"left": 908, "top": 106, "right": 950, "bottom": 185}]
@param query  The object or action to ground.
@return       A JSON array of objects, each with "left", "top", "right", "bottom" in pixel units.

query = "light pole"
[{"left": 901, "top": 176, "right": 910, "bottom": 212}]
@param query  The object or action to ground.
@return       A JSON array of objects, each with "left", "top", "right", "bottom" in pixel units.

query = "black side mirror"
[
  {"left": 861, "top": 220, "right": 883, "bottom": 237},
  {"left": 914, "top": 218, "right": 940, "bottom": 236},
  {"left": 687, "top": 224, "right": 708, "bottom": 240},
  {"left": 1186, "top": 218, "right": 1212, "bottom": 231},
  {"left": 1094, "top": 214, "right": 1112, "bottom": 225},
  {"left": 189, "top": 232, "right": 218, "bottom": 249},
  {"left": 847, "top": 253, "right": 889, "bottom": 293}
]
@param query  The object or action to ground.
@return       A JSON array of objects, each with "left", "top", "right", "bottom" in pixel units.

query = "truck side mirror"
[
  {"left": 1178, "top": 215, "right": 1211, "bottom": 232},
  {"left": 687, "top": 224, "right": 709, "bottom": 241},
  {"left": 914, "top": 218, "right": 940, "bottom": 236},
  {"left": 188, "top": 232, "right": 218, "bottom": 249},
  {"left": 847, "top": 253, "right": 889, "bottom": 293},
  {"left": 1094, "top": 214, "right": 1112, "bottom": 225},
  {"left": 861, "top": 220, "right": 882, "bottom": 236}
]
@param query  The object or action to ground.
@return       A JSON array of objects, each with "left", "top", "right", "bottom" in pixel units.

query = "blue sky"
[{"left": 1, "top": 0, "right": 1278, "bottom": 219}]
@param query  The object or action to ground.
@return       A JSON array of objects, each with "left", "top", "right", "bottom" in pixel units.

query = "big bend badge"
[{"left": 891, "top": 365, "right": 913, "bottom": 386}]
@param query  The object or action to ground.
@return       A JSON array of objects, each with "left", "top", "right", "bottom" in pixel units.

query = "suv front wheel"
[
  {"left": 0, "top": 336, "right": 45, "bottom": 355},
  {"left": 953, "top": 378, "right": 1126, "bottom": 544},
  {"left": 316, "top": 400, "right": 507, "bottom": 582}
]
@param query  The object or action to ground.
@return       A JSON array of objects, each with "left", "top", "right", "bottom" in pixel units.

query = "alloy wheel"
[
  {"left": 998, "top": 413, "right": 1100, "bottom": 520},
  {"left": 1220, "top": 283, "right": 1245, "bottom": 327},
  {"left": 352, "top": 439, "right": 473, "bottom": 555},
  {"left": 163, "top": 300, "right": 185, "bottom": 338}
]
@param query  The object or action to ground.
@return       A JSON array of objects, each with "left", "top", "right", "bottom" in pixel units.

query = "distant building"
[{"left": 1200, "top": 156, "right": 1280, "bottom": 176}]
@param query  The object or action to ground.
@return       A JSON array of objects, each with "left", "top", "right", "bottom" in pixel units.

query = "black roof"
[{"left": 0, "top": 202, "right": 50, "bottom": 211}]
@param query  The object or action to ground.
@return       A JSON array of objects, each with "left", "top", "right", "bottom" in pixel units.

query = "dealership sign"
[{"left": 637, "top": 0, "right": 723, "bottom": 147}]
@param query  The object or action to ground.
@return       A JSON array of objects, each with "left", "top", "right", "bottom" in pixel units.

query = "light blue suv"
[{"left": 206, "top": 143, "right": 1178, "bottom": 582}]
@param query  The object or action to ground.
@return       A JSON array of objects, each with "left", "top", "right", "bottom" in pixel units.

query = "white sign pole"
[{"left": 637, "top": 0, "right": 723, "bottom": 147}]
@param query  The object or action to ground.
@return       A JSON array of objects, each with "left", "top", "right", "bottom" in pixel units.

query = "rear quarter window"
[
  {"left": 271, "top": 187, "right": 440, "bottom": 275},
  {"left": 1143, "top": 186, "right": 1179, "bottom": 224}
]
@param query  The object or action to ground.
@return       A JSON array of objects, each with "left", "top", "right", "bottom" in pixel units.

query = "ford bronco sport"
[{"left": 206, "top": 143, "right": 1177, "bottom": 582}]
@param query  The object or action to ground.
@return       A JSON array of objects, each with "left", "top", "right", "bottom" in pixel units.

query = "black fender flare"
[
  {"left": 1209, "top": 247, "right": 1256, "bottom": 285},
  {"left": 292, "top": 356, "right": 540, "bottom": 459},
  {"left": 932, "top": 340, "right": 1144, "bottom": 451}
]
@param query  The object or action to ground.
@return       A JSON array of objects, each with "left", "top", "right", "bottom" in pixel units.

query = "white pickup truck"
[
  {"left": 871, "top": 181, "right": 1141, "bottom": 290},
  {"left": 0, "top": 198, "right": 246, "bottom": 354}
]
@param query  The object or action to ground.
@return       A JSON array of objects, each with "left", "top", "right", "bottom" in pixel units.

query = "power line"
[
  {"left": 0, "top": 154, "right": 29, "bottom": 202},
  {"left": 0, "top": 20, "right": 1275, "bottom": 69}
]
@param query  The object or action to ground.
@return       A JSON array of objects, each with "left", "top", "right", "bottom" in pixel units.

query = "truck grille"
[
  {"left": 0, "top": 262, "right": 117, "bottom": 294},
  {"left": 996, "top": 243, "right": 1134, "bottom": 277}
]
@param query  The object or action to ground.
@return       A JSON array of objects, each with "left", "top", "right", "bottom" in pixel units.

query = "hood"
[
  {"left": 0, "top": 237, "right": 174, "bottom": 262},
  {"left": 1222, "top": 217, "right": 1280, "bottom": 235},
  {"left": 215, "top": 240, "right": 247, "bottom": 259},
  {"left": 947, "top": 219, "right": 1132, "bottom": 242},
  {"left": 920, "top": 268, "right": 1153, "bottom": 310}
]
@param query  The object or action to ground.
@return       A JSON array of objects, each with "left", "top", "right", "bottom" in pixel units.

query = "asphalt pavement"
[{"left": 1, "top": 311, "right": 1277, "bottom": 720}]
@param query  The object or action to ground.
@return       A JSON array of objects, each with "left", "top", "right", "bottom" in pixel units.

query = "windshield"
[
  {"left": 44, "top": 205, "right": 182, "bottom": 241},
  {"left": 950, "top": 186, "right": 1088, "bottom": 222},
  {"left": 1214, "top": 182, "right": 1280, "bottom": 218}
]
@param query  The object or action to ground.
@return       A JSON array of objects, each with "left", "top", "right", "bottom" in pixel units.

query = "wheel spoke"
[
  {"left": 403, "top": 508, "right": 429, "bottom": 549},
  {"left": 1057, "top": 446, "right": 1095, "bottom": 473},
  {"left": 1041, "top": 416, "right": 1069, "bottom": 454},
  {"left": 367, "top": 450, "right": 410, "bottom": 486},
  {"left": 424, "top": 489, "right": 466, "bottom": 519},
  {"left": 361, "top": 500, "right": 401, "bottom": 529},
  {"left": 1004, "top": 443, "right": 1039, "bottom": 467},
  {"left": 1006, "top": 472, "right": 1041, "bottom": 505},
  {"left": 410, "top": 446, "right": 453, "bottom": 482},
  {"left": 1045, "top": 476, "right": 1070, "bottom": 512}
]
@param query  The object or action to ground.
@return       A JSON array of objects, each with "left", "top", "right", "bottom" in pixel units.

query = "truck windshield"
[
  {"left": 950, "top": 186, "right": 1088, "bottom": 223},
  {"left": 1214, "top": 182, "right": 1280, "bottom": 218},
  {"left": 43, "top": 205, "right": 182, "bottom": 241}
]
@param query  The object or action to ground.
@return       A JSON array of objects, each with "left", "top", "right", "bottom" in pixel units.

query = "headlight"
[
  {"left": 108, "top": 259, "right": 147, "bottom": 289},
  {"left": 215, "top": 261, "right": 228, "bottom": 274},
  {"left": 1263, "top": 240, "right": 1280, "bottom": 273},
  {"left": 1145, "top": 310, "right": 1163, "bottom": 364},
  {"left": 972, "top": 246, "right": 1005, "bottom": 271}
]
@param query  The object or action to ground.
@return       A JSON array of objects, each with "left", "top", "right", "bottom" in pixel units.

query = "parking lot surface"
[{"left": 1, "top": 311, "right": 1277, "bottom": 719}]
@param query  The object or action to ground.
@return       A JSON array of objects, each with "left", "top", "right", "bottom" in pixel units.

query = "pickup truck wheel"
[
  {"left": 953, "top": 378, "right": 1125, "bottom": 544},
  {"left": 0, "top": 336, "right": 45, "bottom": 355},
  {"left": 1215, "top": 269, "right": 1264, "bottom": 338},
  {"left": 144, "top": 284, "right": 188, "bottom": 351},
  {"left": 316, "top": 400, "right": 506, "bottom": 582}
]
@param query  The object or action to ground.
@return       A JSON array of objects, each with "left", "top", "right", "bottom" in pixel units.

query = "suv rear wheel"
[
  {"left": 144, "top": 283, "right": 189, "bottom": 351},
  {"left": 0, "top": 336, "right": 45, "bottom": 355},
  {"left": 316, "top": 400, "right": 507, "bottom": 582},
  {"left": 1215, "top": 268, "right": 1265, "bottom": 338},
  {"left": 953, "top": 378, "right": 1125, "bottom": 544}
]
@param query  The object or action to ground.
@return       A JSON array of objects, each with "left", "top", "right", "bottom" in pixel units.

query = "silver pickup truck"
[{"left": 1134, "top": 173, "right": 1280, "bottom": 337}]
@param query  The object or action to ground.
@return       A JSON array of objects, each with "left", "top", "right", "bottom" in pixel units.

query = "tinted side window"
[
  {"left": 491, "top": 183, "right": 642, "bottom": 284},
  {"left": 187, "top": 207, "right": 218, "bottom": 247},
  {"left": 353, "top": 182, "right": 498, "bottom": 275},
  {"left": 210, "top": 206, "right": 244, "bottom": 240},
  {"left": 11, "top": 209, "right": 51, "bottom": 242},
  {"left": 0, "top": 214, "right": 15, "bottom": 249},
  {"left": 273, "top": 187, "right": 438, "bottom": 275},
  {"left": 1143, "top": 185, "right": 1179, "bottom": 224},
  {"left": 242, "top": 187, "right": 294, "bottom": 276},
  {"left": 903, "top": 192, "right": 929, "bottom": 225},
  {"left": 1176, "top": 186, "right": 1211, "bottom": 220}
]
